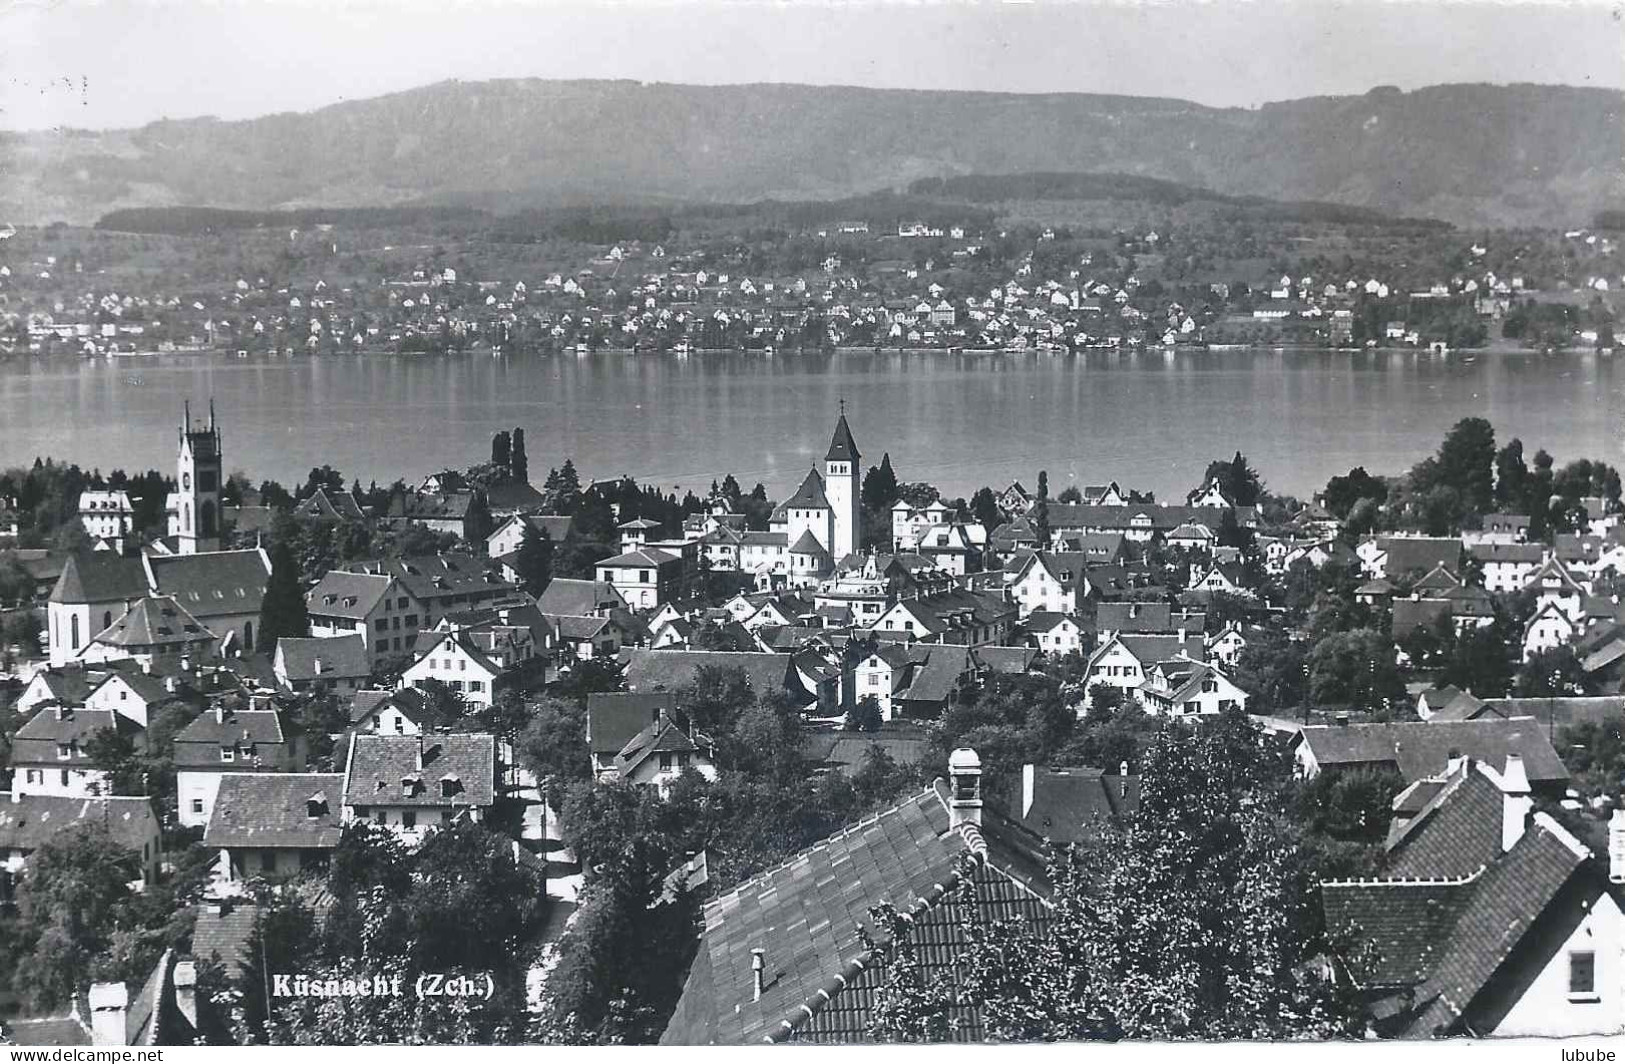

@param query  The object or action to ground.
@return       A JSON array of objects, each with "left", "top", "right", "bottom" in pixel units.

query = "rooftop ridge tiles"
[
  {"left": 1320, "top": 865, "right": 1488, "bottom": 888},
  {"left": 702, "top": 783, "right": 943, "bottom": 914},
  {"left": 762, "top": 859, "right": 979, "bottom": 1044}
]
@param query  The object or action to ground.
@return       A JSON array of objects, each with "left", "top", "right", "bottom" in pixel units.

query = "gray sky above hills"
[{"left": 2, "top": 0, "right": 1621, "bottom": 132}]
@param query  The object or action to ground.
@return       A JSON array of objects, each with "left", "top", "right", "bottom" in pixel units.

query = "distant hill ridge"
[{"left": 3, "top": 78, "right": 1621, "bottom": 227}]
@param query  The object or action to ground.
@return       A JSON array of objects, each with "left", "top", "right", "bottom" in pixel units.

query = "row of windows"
[{"left": 375, "top": 615, "right": 420, "bottom": 632}]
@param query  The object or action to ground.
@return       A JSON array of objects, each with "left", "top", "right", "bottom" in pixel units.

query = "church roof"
[
  {"left": 782, "top": 468, "right": 831, "bottom": 510},
  {"left": 825, "top": 414, "right": 861, "bottom": 464}
]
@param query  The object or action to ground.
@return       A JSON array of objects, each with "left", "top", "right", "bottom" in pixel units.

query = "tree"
[
  {"left": 861, "top": 453, "right": 900, "bottom": 512},
  {"left": 258, "top": 539, "right": 309, "bottom": 657},
  {"left": 1307, "top": 628, "right": 1403, "bottom": 714},
  {"left": 865, "top": 715, "right": 1365, "bottom": 1040},
  {"left": 517, "top": 697, "right": 590, "bottom": 789},
  {"left": 968, "top": 487, "right": 1002, "bottom": 531},
  {"left": 1515, "top": 645, "right": 1591, "bottom": 697},
  {"left": 845, "top": 695, "right": 883, "bottom": 733},
  {"left": 1321, "top": 467, "right": 1388, "bottom": 520},
  {"left": 83, "top": 726, "right": 145, "bottom": 796},
  {"left": 490, "top": 430, "right": 512, "bottom": 473},
  {"left": 9, "top": 823, "right": 142, "bottom": 1010},
  {"left": 514, "top": 522, "right": 553, "bottom": 597},
  {"left": 1201, "top": 451, "right": 1265, "bottom": 508},
  {"left": 510, "top": 427, "right": 528, "bottom": 484},
  {"left": 1417, "top": 417, "right": 1496, "bottom": 515},
  {"left": 1494, "top": 438, "right": 1530, "bottom": 512}
]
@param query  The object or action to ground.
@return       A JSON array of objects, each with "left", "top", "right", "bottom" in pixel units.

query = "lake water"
[{"left": 1, "top": 348, "right": 1619, "bottom": 504}]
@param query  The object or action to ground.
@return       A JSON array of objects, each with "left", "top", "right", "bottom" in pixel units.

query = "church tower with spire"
[
  {"left": 176, "top": 401, "right": 222, "bottom": 555},
  {"left": 824, "top": 408, "right": 861, "bottom": 560}
]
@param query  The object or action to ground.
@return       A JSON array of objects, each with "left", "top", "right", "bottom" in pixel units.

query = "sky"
[{"left": 1, "top": 0, "right": 1621, "bottom": 132}]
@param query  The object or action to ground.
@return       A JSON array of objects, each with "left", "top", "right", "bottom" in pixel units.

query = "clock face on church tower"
[{"left": 183, "top": 473, "right": 191, "bottom": 489}]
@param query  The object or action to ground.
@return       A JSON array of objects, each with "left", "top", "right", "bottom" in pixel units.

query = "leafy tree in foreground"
[
  {"left": 864, "top": 714, "right": 1366, "bottom": 1041},
  {"left": 258, "top": 538, "right": 309, "bottom": 656}
]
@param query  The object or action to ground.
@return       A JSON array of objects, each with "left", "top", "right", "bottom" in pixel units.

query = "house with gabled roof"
[
  {"left": 8, "top": 705, "right": 146, "bottom": 798},
  {"left": 1322, "top": 754, "right": 1625, "bottom": 1037},
  {"left": 587, "top": 692, "right": 676, "bottom": 776},
  {"left": 1006, "top": 550, "right": 1090, "bottom": 618},
  {"left": 869, "top": 589, "right": 1014, "bottom": 647},
  {"left": 1025, "top": 611, "right": 1084, "bottom": 657},
  {"left": 621, "top": 648, "right": 812, "bottom": 707},
  {"left": 203, "top": 772, "right": 344, "bottom": 884},
  {"left": 1292, "top": 717, "right": 1568, "bottom": 795},
  {"left": 340, "top": 733, "right": 496, "bottom": 844},
  {"left": 660, "top": 749, "right": 1050, "bottom": 1044},
  {"left": 596, "top": 546, "right": 685, "bottom": 611},
  {"left": 293, "top": 488, "right": 365, "bottom": 523},
  {"left": 1082, "top": 631, "right": 1205, "bottom": 712},
  {"left": 608, "top": 713, "right": 718, "bottom": 795},
  {"left": 1189, "top": 561, "right": 1253, "bottom": 599},
  {"left": 1526, "top": 556, "right": 1589, "bottom": 623},
  {"left": 174, "top": 704, "right": 304, "bottom": 828},
  {"left": 273, "top": 634, "right": 369, "bottom": 694},
  {"left": 343, "top": 554, "right": 518, "bottom": 629},
  {"left": 0, "top": 791, "right": 162, "bottom": 889},
  {"left": 398, "top": 629, "right": 521, "bottom": 711},
  {"left": 306, "top": 570, "right": 424, "bottom": 663},
  {"left": 1470, "top": 541, "right": 1543, "bottom": 593},
  {"left": 537, "top": 576, "right": 627, "bottom": 617},
  {"left": 1137, "top": 659, "right": 1248, "bottom": 717}
]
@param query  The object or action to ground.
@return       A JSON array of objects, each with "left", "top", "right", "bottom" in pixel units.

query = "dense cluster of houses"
[
  {"left": 4, "top": 400, "right": 1625, "bottom": 1044},
  {"left": 9, "top": 223, "right": 1618, "bottom": 360}
]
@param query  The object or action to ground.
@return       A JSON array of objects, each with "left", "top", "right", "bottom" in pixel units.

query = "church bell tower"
[
  {"left": 177, "top": 401, "right": 222, "bottom": 555},
  {"left": 824, "top": 407, "right": 861, "bottom": 560}
]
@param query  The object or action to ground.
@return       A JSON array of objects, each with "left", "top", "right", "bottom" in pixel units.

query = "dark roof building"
[
  {"left": 203, "top": 772, "right": 345, "bottom": 850},
  {"left": 661, "top": 751, "right": 1049, "bottom": 1045},
  {"left": 1294, "top": 718, "right": 1569, "bottom": 794}
]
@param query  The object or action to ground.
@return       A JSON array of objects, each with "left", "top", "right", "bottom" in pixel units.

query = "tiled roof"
[
  {"left": 1296, "top": 718, "right": 1568, "bottom": 787},
  {"left": 660, "top": 784, "right": 1045, "bottom": 1045},
  {"left": 203, "top": 773, "right": 345, "bottom": 849},
  {"left": 307, "top": 571, "right": 395, "bottom": 620},
  {"left": 1096, "top": 601, "right": 1174, "bottom": 634},
  {"left": 0, "top": 793, "right": 159, "bottom": 854},
  {"left": 588, "top": 692, "right": 675, "bottom": 760},
  {"left": 614, "top": 718, "right": 709, "bottom": 777},
  {"left": 972, "top": 645, "right": 1037, "bottom": 674},
  {"left": 825, "top": 414, "right": 860, "bottom": 463},
  {"left": 275, "top": 634, "right": 370, "bottom": 683},
  {"left": 189, "top": 902, "right": 258, "bottom": 979},
  {"left": 346, "top": 554, "right": 515, "bottom": 604},
  {"left": 342, "top": 733, "right": 495, "bottom": 809},
  {"left": 174, "top": 707, "right": 287, "bottom": 748},
  {"left": 12, "top": 706, "right": 140, "bottom": 767},
  {"left": 48, "top": 553, "right": 148, "bottom": 605},
  {"left": 1003, "top": 766, "right": 1139, "bottom": 847},
  {"left": 1384, "top": 763, "right": 1505, "bottom": 878},
  {"left": 92, "top": 596, "right": 214, "bottom": 650},
  {"left": 1401, "top": 819, "right": 1590, "bottom": 1036},
  {"left": 1378, "top": 537, "right": 1463, "bottom": 578},
  {"left": 146, "top": 549, "right": 271, "bottom": 620},
  {"left": 780, "top": 468, "right": 831, "bottom": 511},
  {"left": 1321, "top": 877, "right": 1476, "bottom": 986},
  {"left": 536, "top": 578, "right": 624, "bottom": 616},
  {"left": 622, "top": 649, "right": 806, "bottom": 700}
]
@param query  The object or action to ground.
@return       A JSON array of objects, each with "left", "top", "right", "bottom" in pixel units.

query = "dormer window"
[
  {"left": 439, "top": 774, "right": 463, "bottom": 799},
  {"left": 306, "top": 792, "right": 329, "bottom": 818},
  {"left": 220, "top": 746, "right": 235, "bottom": 762}
]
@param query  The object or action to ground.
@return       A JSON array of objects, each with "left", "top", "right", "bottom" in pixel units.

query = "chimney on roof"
[
  {"left": 88, "top": 981, "right": 129, "bottom": 1047},
  {"left": 172, "top": 960, "right": 198, "bottom": 1029},
  {"left": 214, "top": 704, "right": 225, "bottom": 725},
  {"left": 948, "top": 748, "right": 983, "bottom": 829},
  {"left": 140, "top": 658, "right": 152, "bottom": 675},
  {"left": 314, "top": 656, "right": 325, "bottom": 675},
  {"left": 416, "top": 733, "right": 425, "bottom": 772},
  {"left": 1021, "top": 762, "right": 1036, "bottom": 818},
  {"left": 54, "top": 705, "right": 66, "bottom": 721},
  {"left": 751, "top": 947, "right": 766, "bottom": 1001},
  {"left": 1500, "top": 753, "right": 1532, "bottom": 852},
  {"left": 1334, "top": 711, "right": 1350, "bottom": 726},
  {"left": 1119, "top": 760, "right": 1129, "bottom": 777}
]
